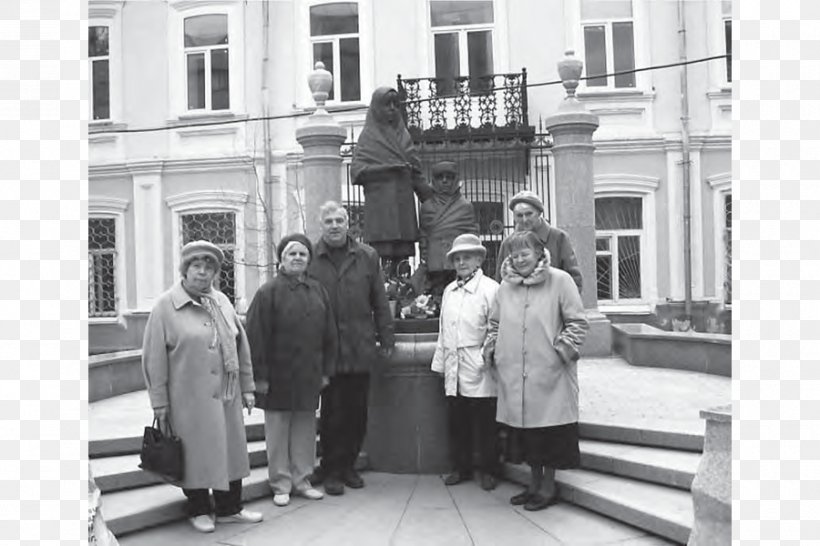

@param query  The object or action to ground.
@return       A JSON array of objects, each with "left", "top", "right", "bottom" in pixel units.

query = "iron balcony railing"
[{"left": 397, "top": 69, "right": 534, "bottom": 142}]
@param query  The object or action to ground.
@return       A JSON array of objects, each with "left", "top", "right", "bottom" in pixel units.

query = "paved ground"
[
  {"left": 115, "top": 473, "right": 676, "bottom": 546},
  {"left": 90, "top": 357, "right": 731, "bottom": 442}
]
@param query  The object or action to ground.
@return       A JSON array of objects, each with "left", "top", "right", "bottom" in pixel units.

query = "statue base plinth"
[{"left": 364, "top": 330, "right": 450, "bottom": 474}]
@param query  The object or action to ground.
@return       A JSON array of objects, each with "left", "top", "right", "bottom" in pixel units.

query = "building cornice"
[
  {"left": 166, "top": 190, "right": 249, "bottom": 211},
  {"left": 89, "top": 196, "right": 130, "bottom": 214},
  {"left": 88, "top": 0, "right": 123, "bottom": 19},
  {"left": 594, "top": 174, "right": 660, "bottom": 194},
  {"left": 707, "top": 172, "right": 732, "bottom": 191},
  {"left": 89, "top": 156, "right": 258, "bottom": 178}
]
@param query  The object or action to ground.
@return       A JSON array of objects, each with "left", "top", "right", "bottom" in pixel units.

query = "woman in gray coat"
[
  {"left": 483, "top": 231, "right": 588, "bottom": 511},
  {"left": 142, "top": 240, "right": 262, "bottom": 533}
]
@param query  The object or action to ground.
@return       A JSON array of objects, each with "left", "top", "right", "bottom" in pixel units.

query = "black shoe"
[
  {"left": 308, "top": 466, "right": 325, "bottom": 486},
  {"left": 324, "top": 475, "right": 345, "bottom": 496},
  {"left": 524, "top": 492, "right": 558, "bottom": 511},
  {"left": 510, "top": 489, "right": 530, "bottom": 505},
  {"left": 342, "top": 468, "right": 364, "bottom": 489},
  {"left": 443, "top": 471, "right": 469, "bottom": 486},
  {"left": 480, "top": 473, "right": 497, "bottom": 491}
]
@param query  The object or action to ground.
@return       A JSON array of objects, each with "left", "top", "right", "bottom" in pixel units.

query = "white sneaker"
[
  {"left": 294, "top": 487, "right": 324, "bottom": 500},
  {"left": 273, "top": 493, "right": 290, "bottom": 506},
  {"left": 215, "top": 509, "right": 263, "bottom": 524},
  {"left": 189, "top": 514, "right": 215, "bottom": 533}
]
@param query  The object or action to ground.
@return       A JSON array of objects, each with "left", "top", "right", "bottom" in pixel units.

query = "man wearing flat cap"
[
  {"left": 418, "top": 160, "right": 479, "bottom": 298},
  {"left": 495, "top": 190, "right": 583, "bottom": 294}
]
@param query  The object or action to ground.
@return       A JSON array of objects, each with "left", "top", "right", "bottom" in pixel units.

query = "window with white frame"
[
  {"left": 595, "top": 196, "right": 643, "bottom": 302},
  {"left": 184, "top": 14, "right": 230, "bottom": 111},
  {"left": 429, "top": 0, "right": 495, "bottom": 95},
  {"left": 89, "top": 25, "right": 111, "bottom": 120},
  {"left": 89, "top": 217, "right": 118, "bottom": 317},
  {"left": 310, "top": 3, "right": 361, "bottom": 102},
  {"left": 180, "top": 212, "right": 237, "bottom": 303},
  {"left": 722, "top": 0, "right": 731, "bottom": 83},
  {"left": 581, "top": 0, "right": 635, "bottom": 89}
]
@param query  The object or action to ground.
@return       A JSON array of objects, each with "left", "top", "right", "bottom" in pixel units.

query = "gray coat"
[
  {"left": 142, "top": 282, "right": 255, "bottom": 490},
  {"left": 486, "top": 259, "right": 588, "bottom": 428}
]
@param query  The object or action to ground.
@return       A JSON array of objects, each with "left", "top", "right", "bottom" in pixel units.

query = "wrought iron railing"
[{"left": 397, "top": 69, "right": 533, "bottom": 141}]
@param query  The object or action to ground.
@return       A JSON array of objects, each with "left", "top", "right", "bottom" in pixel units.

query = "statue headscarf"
[{"left": 351, "top": 87, "right": 422, "bottom": 185}]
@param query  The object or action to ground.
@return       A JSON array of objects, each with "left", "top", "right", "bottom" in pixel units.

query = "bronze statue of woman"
[{"left": 351, "top": 87, "right": 434, "bottom": 277}]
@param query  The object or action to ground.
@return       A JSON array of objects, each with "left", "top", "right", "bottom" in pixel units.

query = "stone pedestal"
[
  {"left": 545, "top": 51, "right": 610, "bottom": 356},
  {"left": 295, "top": 62, "right": 347, "bottom": 240},
  {"left": 688, "top": 404, "right": 731, "bottom": 546},
  {"left": 364, "top": 332, "right": 450, "bottom": 473}
]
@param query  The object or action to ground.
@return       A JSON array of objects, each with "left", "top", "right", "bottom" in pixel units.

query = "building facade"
[{"left": 88, "top": 0, "right": 732, "bottom": 353}]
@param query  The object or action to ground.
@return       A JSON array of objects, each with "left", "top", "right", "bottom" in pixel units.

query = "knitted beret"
[
  {"left": 179, "top": 240, "right": 224, "bottom": 275},
  {"left": 508, "top": 190, "right": 544, "bottom": 214},
  {"left": 276, "top": 233, "right": 313, "bottom": 262}
]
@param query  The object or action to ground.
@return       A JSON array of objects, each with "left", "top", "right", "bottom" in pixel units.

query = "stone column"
[
  {"left": 295, "top": 62, "right": 347, "bottom": 241},
  {"left": 544, "top": 50, "right": 610, "bottom": 356},
  {"left": 688, "top": 404, "right": 731, "bottom": 546}
]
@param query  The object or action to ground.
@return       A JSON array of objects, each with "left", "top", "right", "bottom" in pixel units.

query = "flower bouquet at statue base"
[{"left": 401, "top": 294, "right": 439, "bottom": 320}]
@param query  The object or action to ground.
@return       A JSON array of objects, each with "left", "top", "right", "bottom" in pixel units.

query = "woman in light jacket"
[
  {"left": 483, "top": 231, "right": 588, "bottom": 511},
  {"left": 142, "top": 240, "right": 262, "bottom": 533},
  {"left": 431, "top": 234, "right": 500, "bottom": 491},
  {"left": 245, "top": 233, "right": 338, "bottom": 508}
]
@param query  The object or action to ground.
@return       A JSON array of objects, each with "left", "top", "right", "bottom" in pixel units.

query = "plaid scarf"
[{"left": 199, "top": 291, "right": 240, "bottom": 402}]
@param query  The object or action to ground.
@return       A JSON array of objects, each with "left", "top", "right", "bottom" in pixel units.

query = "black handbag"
[{"left": 138, "top": 418, "right": 184, "bottom": 482}]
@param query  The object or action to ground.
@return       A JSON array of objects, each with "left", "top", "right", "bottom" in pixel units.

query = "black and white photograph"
[{"left": 87, "top": 0, "right": 733, "bottom": 543}]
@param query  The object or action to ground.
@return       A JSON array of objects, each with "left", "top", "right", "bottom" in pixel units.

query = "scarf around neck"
[
  {"left": 500, "top": 250, "right": 552, "bottom": 286},
  {"left": 187, "top": 284, "right": 239, "bottom": 402}
]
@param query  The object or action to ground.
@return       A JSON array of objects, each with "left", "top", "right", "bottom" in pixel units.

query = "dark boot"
[
  {"left": 443, "top": 470, "right": 470, "bottom": 486},
  {"left": 324, "top": 473, "right": 345, "bottom": 496},
  {"left": 342, "top": 468, "right": 364, "bottom": 489}
]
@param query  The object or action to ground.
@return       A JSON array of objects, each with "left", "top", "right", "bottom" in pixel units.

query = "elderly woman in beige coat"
[
  {"left": 142, "top": 240, "right": 262, "bottom": 533},
  {"left": 483, "top": 231, "right": 588, "bottom": 511}
]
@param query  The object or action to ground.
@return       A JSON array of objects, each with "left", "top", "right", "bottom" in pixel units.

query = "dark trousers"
[
  {"left": 319, "top": 372, "right": 370, "bottom": 476},
  {"left": 447, "top": 395, "right": 499, "bottom": 476},
  {"left": 182, "top": 479, "right": 242, "bottom": 517}
]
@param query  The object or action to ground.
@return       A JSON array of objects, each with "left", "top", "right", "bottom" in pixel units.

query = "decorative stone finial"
[
  {"left": 308, "top": 61, "right": 333, "bottom": 108},
  {"left": 557, "top": 50, "right": 583, "bottom": 100}
]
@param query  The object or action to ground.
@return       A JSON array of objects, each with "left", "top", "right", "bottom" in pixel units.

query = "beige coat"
[
  {"left": 142, "top": 282, "right": 255, "bottom": 490},
  {"left": 485, "top": 258, "right": 588, "bottom": 428}
]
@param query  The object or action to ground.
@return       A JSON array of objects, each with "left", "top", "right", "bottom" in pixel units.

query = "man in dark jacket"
[
  {"left": 308, "top": 201, "right": 395, "bottom": 496},
  {"left": 495, "top": 190, "right": 583, "bottom": 295}
]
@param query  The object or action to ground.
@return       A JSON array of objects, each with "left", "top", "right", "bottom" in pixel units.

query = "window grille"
[
  {"left": 595, "top": 196, "right": 643, "bottom": 302},
  {"left": 89, "top": 218, "right": 117, "bottom": 317},
  {"left": 181, "top": 212, "right": 237, "bottom": 304}
]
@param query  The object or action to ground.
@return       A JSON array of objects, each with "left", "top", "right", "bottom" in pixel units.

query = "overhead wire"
[{"left": 91, "top": 54, "right": 729, "bottom": 135}]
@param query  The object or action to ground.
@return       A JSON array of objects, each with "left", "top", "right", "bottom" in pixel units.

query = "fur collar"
[{"left": 500, "top": 250, "right": 552, "bottom": 286}]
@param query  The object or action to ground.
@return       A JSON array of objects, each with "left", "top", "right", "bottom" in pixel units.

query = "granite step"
[
  {"left": 579, "top": 440, "right": 700, "bottom": 491},
  {"left": 504, "top": 464, "right": 692, "bottom": 544},
  {"left": 91, "top": 441, "right": 269, "bottom": 494},
  {"left": 579, "top": 422, "right": 704, "bottom": 452},
  {"left": 102, "top": 466, "right": 272, "bottom": 537},
  {"left": 89, "top": 423, "right": 267, "bottom": 459}
]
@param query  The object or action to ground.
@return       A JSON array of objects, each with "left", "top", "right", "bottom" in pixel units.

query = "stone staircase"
[
  {"left": 504, "top": 424, "right": 702, "bottom": 544},
  {"left": 93, "top": 420, "right": 700, "bottom": 543}
]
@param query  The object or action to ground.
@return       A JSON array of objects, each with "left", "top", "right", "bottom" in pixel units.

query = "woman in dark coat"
[
  {"left": 351, "top": 86, "right": 434, "bottom": 276},
  {"left": 245, "top": 233, "right": 338, "bottom": 507}
]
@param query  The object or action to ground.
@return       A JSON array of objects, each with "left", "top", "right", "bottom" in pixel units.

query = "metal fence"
[{"left": 342, "top": 128, "right": 552, "bottom": 278}]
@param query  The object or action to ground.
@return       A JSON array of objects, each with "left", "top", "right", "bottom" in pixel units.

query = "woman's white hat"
[{"left": 446, "top": 233, "right": 487, "bottom": 260}]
